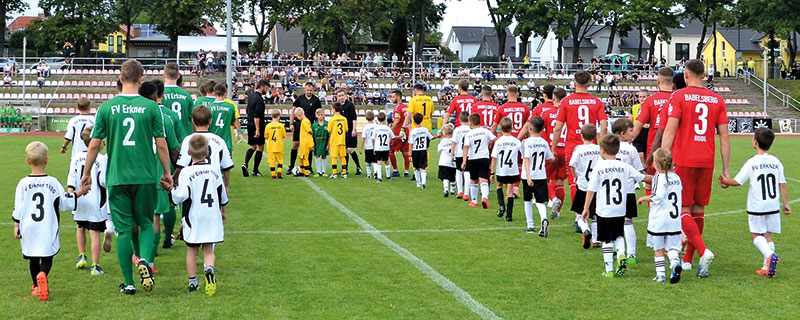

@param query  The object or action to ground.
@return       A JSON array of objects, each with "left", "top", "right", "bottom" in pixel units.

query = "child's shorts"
[
  {"left": 330, "top": 145, "right": 346, "bottom": 158},
  {"left": 411, "top": 150, "right": 428, "bottom": 169},
  {"left": 522, "top": 179, "right": 548, "bottom": 203},
  {"left": 374, "top": 150, "right": 389, "bottom": 162},
  {"left": 596, "top": 216, "right": 625, "bottom": 242},
  {"left": 438, "top": 165, "right": 456, "bottom": 181},
  {"left": 646, "top": 233, "right": 682, "bottom": 251},
  {"left": 570, "top": 188, "right": 596, "bottom": 218},
  {"left": 76, "top": 220, "right": 107, "bottom": 232},
  {"left": 749, "top": 212, "right": 781, "bottom": 234},
  {"left": 497, "top": 174, "right": 520, "bottom": 185},
  {"left": 364, "top": 149, "right": 375, "bottom": 163},
  {"left": 268, "top": 152, "right": 284, "bottom": 165},
  {"left": 625, "top": 193, "right": 637, "bottom": 218}
]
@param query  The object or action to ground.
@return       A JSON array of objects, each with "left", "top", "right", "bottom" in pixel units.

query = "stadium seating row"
[
  {"left": 20, "top": 69, "right": 193, "bottom": 76},
  {"left": 1, "top": 80, "right": 199, "bottom": 88},
  {"left": 239, "top": 70, "right": 661, "bottom": 82}
]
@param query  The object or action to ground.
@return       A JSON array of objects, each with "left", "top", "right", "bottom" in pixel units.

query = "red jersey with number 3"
[
  {"left": 447, "top": 94, "right": 478, "bottom": 126},
  {"left": 556, "top": 93, "right": 607, "bottom": 150},
  {"left": 393, "top": 103, "right": 407, "bottom": 136},
  {"left": 471, "top": 100, "right": 499, "bottom": 129},
  {"left": 636, "top": 91, "right": 671, "bottom": 155},
  {"left": 495, "top": 101, "right": 530, "bottom": 136},
  {"left": 667, "top": 86, "right": 727, "bottom": 168}
]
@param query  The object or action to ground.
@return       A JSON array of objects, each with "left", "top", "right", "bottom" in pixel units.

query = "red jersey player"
[
  {"left": 552, "top": 71, "right": 608, "bottom": 199},
  {"left": 389, "top": 90, "right": 411, "bottom": 177},
  {"left": 470, "top": 86, "right": 499, "bottom": 129},
  {"left": 443, "top": 80, "right": 478, "bottom": 127},
  {"left": 491, "top": 85, "right": 529, "bottom": 136},
  {"left": 661, "top": 59, "right": 730, "bottom": 277},
  {"left": 633, "top": 67, "right": 674, "bottom": 161}
]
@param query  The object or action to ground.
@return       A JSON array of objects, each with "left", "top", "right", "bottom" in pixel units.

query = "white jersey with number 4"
[
  {"left": 409, "top": 127, "right": 433, "bottom": 151},
  {"left": 13, "top": 175, "right": 77, "bottom": 257},
  {"left": 464, "top": 127, "right": 495, "bottom": 160},
  {"left": 491, "top": 135, "right": 522, "bottom": 176},
  {"left": 171, "top": 164, "right": 228, "bottom": 244},
  {"left": 371, "top": 124, "right": 395, "bottom": 152},
  {"left": 361, "top": 123, "right": 377, "bottom": 150},
  {"left": 176, "top": 132, "right": 234, "bottom": 171},
  {"left": 587, "top": 159, "right": 645, "bottom": 218},
  {"left": 67, "top": 152, "right": 108, "bottom": 223},
  {"left": 521, "top": 136, "right": 553, "bottom": 180},
  {"left": 733, "top": 153, "right": 786, "bottom": 214},
  {"left": 647, "top": 171, "right": 683, "bottom": 234},
  {"left": 569, "top": 144, "right": 601, "bottom": 191},
  {"left": 452, "top": 125, "right": 471, "bottom": 157}
]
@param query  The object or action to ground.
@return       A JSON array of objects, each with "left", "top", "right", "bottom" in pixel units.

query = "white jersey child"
[
  {"left": 409, "top": 126, "right": 433, "bottom": 187},
  {"left": 361, "top": 122, "right": 378, "bottom": 177},
  {"left": 370, "top": 124, "right": 395, "bottom": 181},
  {"left": 733, "top": 152, "right": 786, "bottom": 276},
  {"left": 616, "top": 140, "right": 644, "bottom": 259},
  {"left": 437, "top": 137, "right": 457, "bottom": 195},
  {"left": 587, "top": 158, "right": 645, "bottom": 275},
  {"left": 64, "top": 114, "right": 95, "bottom": 158},
  {"left": 463, "top": 127, "right": 496, "bottom": 206},
  {"left": 521, "top": 136, "right": 553, "bottom": 232},
  {"left": 171, "top": 164, "right": 228, "bottom": 245},
  {"left": 13, "top": 175, "right": 78, "bottom": 257},
  {"left": 569, "top": 143, "right": 601, "bottom": 244},
  {"left": 177, "top": 132, "right": 235, "bottom": 172},
  {"left": 452, "top": 124, "right": 472, "bottom": 199},
  {"left": 67, "top": 152, "right": 108, "bottom": 225},
  {"left": 647, "top": 171, "right": 683, "bottom": 280}
]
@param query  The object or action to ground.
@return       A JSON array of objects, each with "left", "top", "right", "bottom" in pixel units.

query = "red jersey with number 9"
[
  {"left": 556, "top": 93, "right": 607, "bottom": 150},
  {"left": 447, "top": 94, "right": 478, "bottom": 127},
  {"left": 470, "top": 100, "right": 499, "bottom": 129},
  {"left": 667, "top": 86, "right": 727, "bottom": 168},
  {"left": 495, "top": 101, "right": 530, "bottom": 136}
]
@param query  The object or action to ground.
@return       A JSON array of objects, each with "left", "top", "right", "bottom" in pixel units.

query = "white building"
[
  {"left": 446, "top": 26, "right": 512, "bottom": 62},
  {"left": 650, "top": 20, "right": 706, "bottom": 66}
]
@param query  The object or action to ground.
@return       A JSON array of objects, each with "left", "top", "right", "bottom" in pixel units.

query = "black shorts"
[
  {"left": 570, "top": 188, "right": 597, "bottom": 218},
  {"left": 292, "top": 120, "right": 301, "bottom": 142},
  {"left": 626, "top": 193, "right": 638, "bottom": 218},
  {"left": 632, "top": 140, "right": 647, "bottom": 154},
  {"left": 466, "top": 158, "right": 491, "bottom": 180},
  {"left": 76, "top": 220, "right": 106, "bottom": 232},
  {"left": 247, "top": 122, "right": 266, "bottom": 146},
  {"left": 346, "top": 135, "right": 358, "bottom": 148},
  {"left": 374, "top": 150, "right": 389, "bottom": 162},
  {"left": 438, "top": 166, "right": 456, "bottom": 181},
  {"left": 596, "top": 216, "right": 625, "bottom": 242},
  {"left": 364, "top": 149, "right": 375, "bottom": 163},
  {"left": 523, "top": 179, "right": 548, "bottom": 203},
  {"left": 411, "top": 150, "right": 428, "bottom": 169},
  {"left": 497, "top": 174, "right": 520, "bottom": 185},
  {"left": 455, "top": 157, "right": 465, "bottom": 170}
]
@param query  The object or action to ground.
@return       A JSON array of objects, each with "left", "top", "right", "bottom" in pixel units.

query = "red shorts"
[
  {"left": 674, "top": 166, "right": 714, "bottom": 207},
  {"left": 390, "top": 138, "right": 409, "bottom": 153},
  {"left": 546, "top": 147, "right": 567, "bottom": 180}
]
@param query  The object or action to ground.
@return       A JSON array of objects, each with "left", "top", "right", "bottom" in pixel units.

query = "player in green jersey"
[
  {"left": 194, "top": 81, "right": 216, "bottom": 108},
  {"left": 81, "top": 60, "right": 172, "bottom": 295},
  {"left": 162, "top": 62, "right": 194, "bottom": 141},
  {"left": 209, "top": 83, "right": 243, "bottom": 152}
]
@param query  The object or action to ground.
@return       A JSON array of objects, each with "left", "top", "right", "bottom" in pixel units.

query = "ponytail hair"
[{"left": 652, "top": 148, "right": 674, "bottom": 185}]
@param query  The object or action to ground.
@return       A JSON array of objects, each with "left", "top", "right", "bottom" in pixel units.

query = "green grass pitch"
[{"left": 0, "top": 135, "right": 797, "bottom": 319}]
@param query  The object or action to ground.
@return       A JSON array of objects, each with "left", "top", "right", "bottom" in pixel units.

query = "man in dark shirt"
[
  {"left": 289, "top": 82, "right": 321, "bottom": 172},
  {"left": 242, "top": 79, "right": 269, "bottom": 177},
  {"left": 336, "top": 89, "right": 362, "bottom": 175}
]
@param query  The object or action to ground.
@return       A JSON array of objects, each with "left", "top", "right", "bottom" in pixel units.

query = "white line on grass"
[{"left": 301, "top": 178, "right": 502, "bottom": 320}]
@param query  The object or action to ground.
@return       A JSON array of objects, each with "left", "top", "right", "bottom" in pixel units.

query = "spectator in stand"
[
  {"left": 37, "top": 72, "right": 44, "bottom": 89},
  {"left": 4, "top": 73, "right": 12, "bottom": 88},
  {"left": 546, "top": 68, "right": 554, "bottom": 82},
  {"left": 527, "top": 78, "right": 536, "bottom": 93},
  {"left": 516, "top": 66, "right": 525, "bottom": 80},
  {"left": 319, "top": 88, "right": 329, "bottom": 105},
  {"left": 372, "top": 89, "right": 381, "bottom": 105}
]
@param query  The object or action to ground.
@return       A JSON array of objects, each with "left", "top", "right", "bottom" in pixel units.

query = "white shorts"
[
  {"left": 646, "top": 233, "right": 682, "bottom": 251},
  {"left": 749, "top": 213, "right": 781, "bottom": 234}
]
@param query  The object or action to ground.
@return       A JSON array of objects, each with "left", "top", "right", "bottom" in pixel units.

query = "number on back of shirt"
[
  {"left": 481, "top": 109, "right": 494, "bottom": 125},
  {"left": 601, "top": 178, "right": 623, "bottom": 205},
  {"left": 668, "top": 192, "right": 679, "bottom": 218},
  {"left": 171, "top": 101, "right": 182, "bottom": 120},
  {"left": 757, "top": 173, "right": 777, "bottom": 200},
  {"left": 378, "top": 133, "right": 389, "bottom": 147},
  {"left": 695, "top": 103, "right": 708, "bottom": 135},
  {"left": 578, "top": 105, "right": 589, "bottom": 126},
  {"left": 530, "top": 151, "right": 545, "bottom": 171},
  {"left": 122, "top": 117, "right": 136, "bottom": 146},
  {"left": 415, "top": 136, "right": 426, "bottom": 149},
  {"left": 31, "top": 192, "right": 45, "bottom": 222},
  {"left": 473, "top": 139, "right": 482, "bottom": 152},
  {"left": 337, "top": 122, "right": 343, "bottom": 135},
  {"left": 215, "top": 113, "right": 225, "bottom": 129},
  {"left": 497, "top": 150, "right": 514, "bottom": 168},
  {"left": 200, "top": 179, "right": 214, "bottom": 207},
  {"left": 584, "top": 160, "right": 594, "bottom": 181}
]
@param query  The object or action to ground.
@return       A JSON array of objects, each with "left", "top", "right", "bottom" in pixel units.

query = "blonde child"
[
  {"left": 437, "top": 123, "right": 457, "bottom": 196},
  {"left": 360, "top": 111, "right": 378, "bottom": 178},
  {"left": 295, "top": 108, "right": 314, "bottom": 177},
  {"left": 265, "top": 110, "right": 286, "bottom": 178}
]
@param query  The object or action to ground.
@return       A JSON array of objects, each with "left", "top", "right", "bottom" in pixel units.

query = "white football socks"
[
  {"left": 624, "top": 219, "right": 636, "bottom": 257},
  {"left": 421, "top": 169, "right": 427, "bottom": 185},
  {"left": 655, "top": 256, "right": 666, "bottom": 277},
  {"left": 374, "top": 163, "right": 382, "bottom": 180},
  {"left": 470, "top": 183, "right": 479, "bottom": 203},
  {"left": 524, "top": 201, "right": 534, "bottom": 228},
  {"left": 463, "top": 172, "right": 472, "bottom": 198},
  {"left": 667, "top": 249, "right": 680, "bottom": 269},
  {"left": 385, "top": 164, "right": 392, "bottom": 178},
  {"left": 479, "top": 182, "right": 489, "bottom": 200},
  {"left": 753, "top": 236, "right": 774, "bottom": 260},
  {"left": 442, "top": 179, "right": 449, "bottom": 192},
  {"left": 455, "top": 169, "right": 464, "bottom": 194},
  {"left": 366, "top": 163, "right": 373, "bottom": 177},
  {"left": 614, "top": 236, "right": 626, "bottom": 259},
  {"left": 602, "top": 243, "right": 615, "bottom": 273},
  {"left": 536, "top": 202, "right": 547, "bottom": 224},
  {"left": 414, "top": 170, "right": 421, "bottom": 187},
  {"left": 576, "top": 216, "right": 590, "bottom": 233},
  {"left": 591, "top": 220, "right": 598, "bottom": 243}
]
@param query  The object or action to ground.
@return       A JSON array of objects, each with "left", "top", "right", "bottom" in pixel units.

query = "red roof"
[{"left": 7, "top": 15, "right": 44, "bottom": 33}]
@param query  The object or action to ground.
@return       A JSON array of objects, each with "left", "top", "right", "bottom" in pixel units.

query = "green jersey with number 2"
[
  {"left": 162, "top": 85, "right": 194, "bottom": 140},
  {"left": 92, "top": 94, "right": 165, "bottom": 186},
  {"left": 208, "top": 100, "right": 237, "bottom": 151}
]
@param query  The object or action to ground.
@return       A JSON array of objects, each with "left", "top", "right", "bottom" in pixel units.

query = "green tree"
[
  {"left": 628, "top": 0, "right": 680, "bottom": 59},
  {"left": 1, "top": 0, "right": 29, "bottom": 51},
  {"left": 486, "top": 0, "right": 516, "bottom": 60},
  {"left": 29, "top": 0, "right": 117, "bottom": 56},
  {"left": 513, "top": 0, "right": 549, "bottom": 58},
  {"left": 248, "top": 0, "right": 281, "bottom": 53},
  {"left": 736, "top": 0, "right": 800, "bottom": 77},
  {"left": 111, "top": 0, "right": 144, "bottom": 58},
  {"left": 147, "top": 0, "right": 244, "bottom": 56},
  {"left": 683, "top": 0, "right": 733, "bottom": 59}
]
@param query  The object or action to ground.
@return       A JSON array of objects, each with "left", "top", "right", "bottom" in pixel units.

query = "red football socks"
[{"left": 681, "top": 213, "right": 707, "bottom": 262}]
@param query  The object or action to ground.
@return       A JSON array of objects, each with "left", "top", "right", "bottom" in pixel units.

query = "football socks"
[{"left": 624, "top": 219, "right": 637, "bottom": 258}]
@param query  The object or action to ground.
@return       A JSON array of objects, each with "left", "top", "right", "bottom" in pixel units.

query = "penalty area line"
[{"left": 301, "top": 178, "right": 502, "bottom": 320}]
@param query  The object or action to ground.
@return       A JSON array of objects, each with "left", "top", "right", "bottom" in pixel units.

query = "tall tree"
[
  {"left": 147, "top": 0, "right": 243, "bottom": 56},
  {"left": 635, "top": 0, "right": 680, "bottom": 60},
  {"left": 513, "top": 0, "right": 549, "bottom": 58},
  {"left": 684, "top": 0, "right": 733, "bottom": 59},
  {"left": 736, "top": 0, "right": 798, "bottom": 77},
  {"left": 30, "top": 0, "right": 117, "bottom": 56},
  {"left": 599, "top": 0, "right": 633, "bottom": 55},
  {"left": 111, "top": 0, "right": 144, "bottom": 57},
  {"left": 248, "top": 0, "right": 280, "bottom": 53},
  {"left": 486, "top": 0, "right": 516, "bottom": 60},
  {"left": 1, "top": 0, "right": 29, "bottom": 52}
]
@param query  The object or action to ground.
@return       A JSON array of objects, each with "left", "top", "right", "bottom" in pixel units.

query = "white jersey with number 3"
[
  {"left": 733, "top": 153, "right": 786, "bottom": 214},
  {"left": 521, "top": 136, "right": 553, "bottom": 180},
  {"left": 13, "top": 175, "right": 77, "bottom": 257},
  {"left": 647, "top": 171, "right": 683, "bottom": 234},
  {"left": 587, "top": 159, "right": 645, "bottom": 218},
  {"left": 171, "top": 164, "right": 228, "bottom": 244},
  {"left": 464, "top": 127, "right": 496, "bottom": 160},
  {"left": 569, "top": 144, "right": 601, "bottom": 191},
  {"left": 491, "top": 136, "right": 522, "bottom": 176}
]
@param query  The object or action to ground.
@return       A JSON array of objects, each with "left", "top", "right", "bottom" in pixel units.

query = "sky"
[{"left": 12, "top": 0, "right": 497, "bottom": 40}]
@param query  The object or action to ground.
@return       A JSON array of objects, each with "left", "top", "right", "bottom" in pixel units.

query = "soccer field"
[{"left": 0, "top": 135, "right": 797, "bottom": 319}]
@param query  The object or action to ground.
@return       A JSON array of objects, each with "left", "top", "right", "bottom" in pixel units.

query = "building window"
[
  {"left": 722, "top": 42, "right": 726, "bottom": 59},
  {"left": 676, "top": 43, "right": 690, "bottom": 61},
  {"left": 108, "top": 36, "right": 114, "bottom": 53},
  {"left": 774, "top": 42, "right": 782, "bottom": 58},
  {"left": 117, "top": 36, "right": 123, "bottom": 53}
]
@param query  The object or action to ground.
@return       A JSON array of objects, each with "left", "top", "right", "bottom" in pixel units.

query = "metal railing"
[{"left": 741, "top": 71, "right": 800, "bottom": 113}]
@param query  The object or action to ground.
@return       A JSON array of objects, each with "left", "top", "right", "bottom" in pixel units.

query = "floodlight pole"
[
  {"left": 763, "top": 49, "right": 767, "bottom": 116},
  {"left": 22, "top": 37, "right": 27, "bottom": 106},
  {"left": 226, "top": 0, "right": 233, "bottom": 100}
]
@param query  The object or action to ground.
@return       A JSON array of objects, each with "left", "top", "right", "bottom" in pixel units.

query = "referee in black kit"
[
  {"left": 289, "top": 82, "right": 321, "bottom": 173},
  {"left": 242, "top": 79, "right": 270, "bottom": 176},
  {"left": 335, "top": 89, "right": 363, "bottom": 175}
]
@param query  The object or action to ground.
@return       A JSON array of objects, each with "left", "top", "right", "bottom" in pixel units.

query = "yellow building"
[
  {"left": 702, "top": 28, "right": 799, "bottom": 76},
  {"left": 97, "top": 26, "right": 131, "bottom": 54}
]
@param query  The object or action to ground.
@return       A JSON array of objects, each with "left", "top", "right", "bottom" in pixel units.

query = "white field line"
[{"left": 302, "top": 178, "right": 502, "bottom": 320}]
